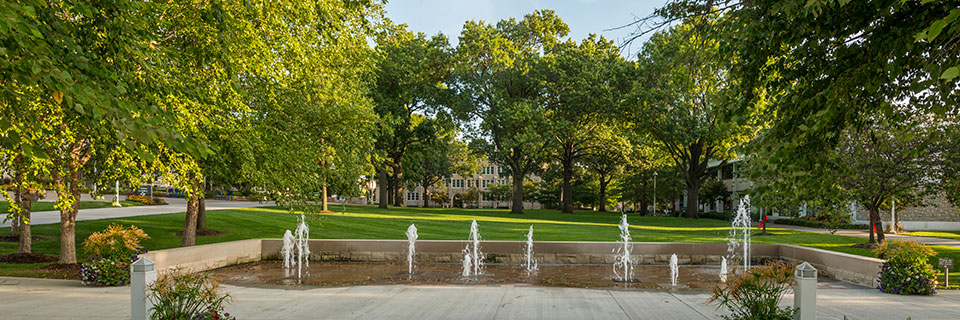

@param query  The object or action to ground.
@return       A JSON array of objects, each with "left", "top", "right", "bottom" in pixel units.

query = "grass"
[
  {"left": 902, "top": 231, "right": 960, "bottom": 241},
  {"left": 1, "top": 205, "right": 957, "bottom": 283},
  {"left": 1, "top": 200, "right": 144, "bottom": 213}
]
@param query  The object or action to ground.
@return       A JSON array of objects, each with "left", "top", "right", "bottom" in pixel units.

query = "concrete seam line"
[
  {"left": 605, "top": 289, "right": 634, "bottom": 320},
  {"left": 491, "top": 285, "right": 510, "bottom": 320},
  {"left": 669, "top": 292, "right": 711, "bottom": 320}
]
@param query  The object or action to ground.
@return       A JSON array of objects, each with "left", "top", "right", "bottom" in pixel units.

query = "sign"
[
  {"left": 138, "top": 185, "right": 149, "bottom": 196},
  {"left": 939, "top": 258, "right": 954, "bottom": 269}
]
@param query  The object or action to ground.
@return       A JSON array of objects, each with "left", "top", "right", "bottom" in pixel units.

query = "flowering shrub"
[
  {"left": 82, "top": 224, "right": 149, "bottom": 261},
  {"left": 875, "top": 241, "right": 938, "bottom": 295},
  {"left": 710, "top": 261, "right": 797, "bottom": 320},
  {"left": 127, "top": 194, "right": 167, "bottom": 205},
  {"left": 80, "top": 225, "right": 149, "bottom": 287},
  {"left": 80, "top": 258, "right": 132, "bottom": 286},
  {"left": 149, "top": 272, "right": 235, "bottom": 320}
]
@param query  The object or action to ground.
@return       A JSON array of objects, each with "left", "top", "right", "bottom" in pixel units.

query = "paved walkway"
[
  {"left": 0, "top": 276, "right": 956, "bottom": 319},
  {"left": 1, "top": 193, "right": 274, "bottom": 228},
  {"left": 769, "top": 223, "right": 960, "bottom": 247}
]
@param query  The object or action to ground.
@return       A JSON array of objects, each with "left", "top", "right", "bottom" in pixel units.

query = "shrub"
[
  {"left": 710, "top": 261, "right": 797, "bottom": 320},
  {"left": 80, "top": 224, "right": 149, "bottom": 287},
  {"left": 700, "top": 211, "right": 734, "bottom": 221},
  {"left": 82, "top": 224, "right": 150, "bottom": 261},
  {"left": 126, "top": 194, "right": 167, "bottom": 205},
  {"left": 875, "top": 241, "right": 938, "bottom": 295},
  {"left": 149, "top": 272, "right": 235, "bottom": 320},
  {"left": 80, "top": 258, "right": 132, "bottom": 286},
  {"left": 772, "top": 217, "right": 868, "bottom": 230}
]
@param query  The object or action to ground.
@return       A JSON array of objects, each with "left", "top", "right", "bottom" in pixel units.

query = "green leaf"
[{"left": 941, "top": 66, "right": 959, "bottom": 81}]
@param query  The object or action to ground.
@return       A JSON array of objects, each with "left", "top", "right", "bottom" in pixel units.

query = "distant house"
[
  {"left": 372, "top": 162, "right": 543, "bottom": 209},
  {"left": 684, "top": 159, "right": 960, "bottom": 231}
]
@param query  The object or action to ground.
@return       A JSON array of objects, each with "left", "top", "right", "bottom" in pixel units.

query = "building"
[
  {"left": 372, "top": 163, "right": 543, "bottom": 209},
  {"left": 690, "top": 159, "right": 960, "bottom": 231}
]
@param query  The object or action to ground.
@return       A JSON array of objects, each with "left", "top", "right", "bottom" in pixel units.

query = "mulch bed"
[
  {"left": 849, "top": 242, "right": 879, "bottom": 250},
  {"left": 35, "top": 263, "right": 83, "bottom": 280},
  {"left": 175, "top": 229, "right": 226, "bottom": 237},
  {"left": 0, "top": 253, "right": 58, "bottom": 264}
]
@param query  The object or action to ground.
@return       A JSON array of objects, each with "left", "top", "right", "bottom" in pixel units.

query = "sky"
[{"left": 384, "top": 0, "right": 664, "bottom": 58}]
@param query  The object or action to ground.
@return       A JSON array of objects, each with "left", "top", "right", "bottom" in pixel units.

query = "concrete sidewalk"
[
  {"left": 769, "top": 223, "right": 960, "bottom": 247},
  {"left": 0, "top": 276, "right": 957, "bottom": 319},
  {"left": 1, "top": 193, "right": 274, "bottom": 228}
]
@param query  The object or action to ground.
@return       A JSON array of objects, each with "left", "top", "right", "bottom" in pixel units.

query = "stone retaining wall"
[
  {"left": 140, "top": 239, "right": 262, "bottom": 273},
  {"left": 148, "top": 239, "right": 882, "bottom": 287}
]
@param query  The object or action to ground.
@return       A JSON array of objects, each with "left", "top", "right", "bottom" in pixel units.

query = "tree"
[
  {"left": 632, "top": 0, "right": 958, "bottom": 189},
  {"left": 454, "top": 10, "right": 568, "bottom": 214},
  {"left": 583, "top": 128, "right": 633, "bottom": 212},
  {"left": 372, "top": 22, "right": 454, "bottom": 209},
  {"left": 484, "top": 183, "right": 513, "bottom": 209},
  {"left": 629, "top": 19, "right": 754, "bottom": 219},
  {"left": 405, "top": 126, "right": 470, "bottom": 208},
  {"left": 0, "top": 0, "right": 195, "bottom": 263},
  {"left": 943, "top": 122, "right": 960, "bottom": 207},
  {"left": 460, "top": 186, "right": 481, "bottom": 208},
  {"left": 699, "top": 178, "right": 731, "bottom": 211},
  {"left": 540, "top": 35, "right": 633, "bottom": 213},
  {"left": 831, "top": 117, "right": 944, "bottom": 244}
]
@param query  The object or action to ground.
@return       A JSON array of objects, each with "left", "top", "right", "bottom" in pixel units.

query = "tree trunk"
[
  {"left": 196, "top": 196, "right": 207, "bottom": 231},
  {"left": 378, "top": 168, "right": 389, "bottom": 209},
  {"left": 684, "top": 179, "right": 701, "bottom": 219},
  {"left": 868, "top": 206, "right": 885, "bottom": 244},
  {"left": 182, "top": 195, "right": 199, "bottom": 247},
  {"left": 322, "top": 185, "right": 329, "bottom": 212},
  {"left": 561, "top": 158, "right": 574, "bottom": 213},
  {"left": 511, "top": 173, "right": 524, "bottom": 214},
  {"left": 598, "top": 175, "right": 608, "bottom": 212},
  {"left": 392, "top": 161, "right": 405, "bottom": 207},
  {"left": 17, "top": 187, "right": 36, "bottom": 254},
  {"left": 10, "top": 216, "right": 18, "bottom": 236},
  {"left": 58, "top": 181, "right": 81, "bottom": 264},
  {"left": 422, "top": 178, "right": 431, "bottom": 208}
]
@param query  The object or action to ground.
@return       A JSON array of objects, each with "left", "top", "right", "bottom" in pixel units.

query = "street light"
[{"left": 652, "top": 171, "right": 658, "bottom": 215}]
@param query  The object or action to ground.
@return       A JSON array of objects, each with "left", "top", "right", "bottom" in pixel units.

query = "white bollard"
[
  {"left": 131, "top": 258, "right": 156, "bottom": 320},
  {"left": 113, "top": 180, "right": 122, "bottom": 207},
  {"left": 794, "top": 262, "right": 817, "bottom": 320}
]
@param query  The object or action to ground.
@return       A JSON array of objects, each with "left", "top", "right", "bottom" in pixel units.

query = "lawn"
[
  {"left": 903, "top": 231, "right": 960, "bottom": 241},
  {"left": 1, "top": 205, "right": 957, "bottom": 283},
  {"left": 0, "top": 200, "right": 144, "bottom": 213}
]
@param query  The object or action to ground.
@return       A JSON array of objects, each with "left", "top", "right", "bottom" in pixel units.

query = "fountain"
[
  {"left": 524, "top": 225, "right": 538, "bottom": 272},
  {"left": 727, "top": 195, "right": 752, "bottom": 273},
  {"left": 670, "top": 254, "right": 678, "bottom": 287},
  {"left": 461, "top": 219, "right": 483, "bottom": 277},
  {"left": 720, "top": 257, "right": 728, "bottom": 283},
  {"left": 406, "top": 223, "right": 418, "bottom": 274},
  {"left": 281, "top": 230, "right": 295, "bottom": 268},
  {"left": 612, "top": 213, "right": 634, "bottom": 282},
  {"left": 280, "top": 215, "right": 311, "bottom": 279}
]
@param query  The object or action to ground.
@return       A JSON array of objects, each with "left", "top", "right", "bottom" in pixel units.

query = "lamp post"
[
  {"left": 890, "top": 198, "right": 897, "bottom": 234},
  {"left": 652, "top": 171, "right": 658, "bottom": 215}
]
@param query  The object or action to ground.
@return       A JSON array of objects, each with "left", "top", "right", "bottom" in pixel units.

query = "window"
[
  {"left": 482, "top": 179, "right": 493, "bottom": 188},
  {"left": 445, "top": 179, "right": 450, "bottom": 188},
  {"left": 452, "top": 179, "right": 464, "bottom": 188},
  {"left": 499, "top": 179, "right": 508, "bottom": 185},
  {"left": 498, "top": 166, "right": 505, "bottom": 174},
  {"left": 467, "top": 180, "right": 473, "bottom": 187},
  {"left": 482, "top": 166, "right": 495, "bottom": 175},
  {"left": 722, "top": 164, "right": 734, "bottom": 180},
  {"left": 407, "top": 192, "right": 420, "bottom": 201}
]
